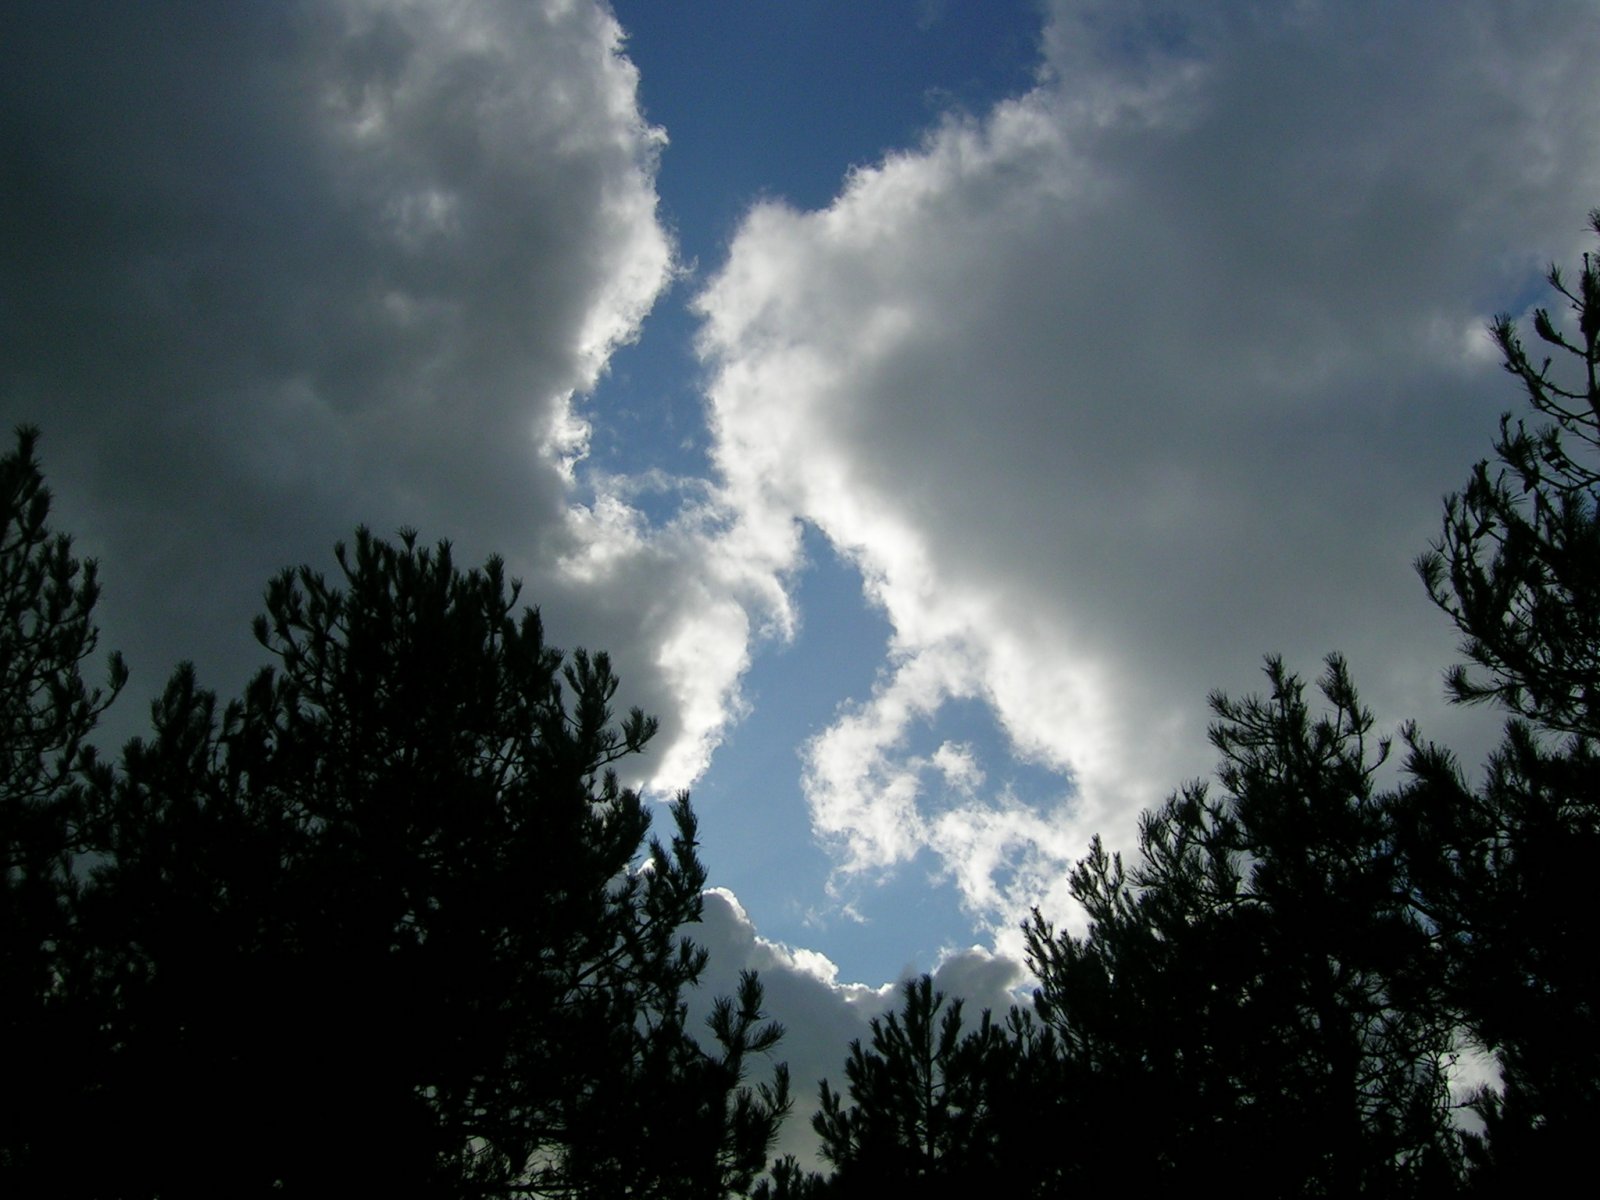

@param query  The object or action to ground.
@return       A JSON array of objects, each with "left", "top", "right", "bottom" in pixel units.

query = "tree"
[
  {"left": 561, "top": 968, "right": 792, "bottom": 1198},
  {"left": 1399, "top": 211, "right": 1600, "bottom": 1190},
  {"left": 1026, "top": 658, "right": 1459, "bottom": 1197},
  {"left": 751, "top": 1154, "right": 830, "bottom": 1200},
  {"left": 33, "top": 526, "right": 786, "bottom": 1197},
  {"left": 0, "top": 426, "right": 125, "bottom": 1178},
  {"left": 1417, "top": 210, "right": 1600, "bottom": 739},
  {"left": 813, "top": 976, "right": 993, "bottom": 1192},
  {"left": 1396, "top": 723, "right": 1599, "bottom": 1192},
  {"left": 804, "top": 975, "right": 1061, "bottom": 1198},
  {"left": 0, "top": 426, "right": 125, "bottom": 820}
]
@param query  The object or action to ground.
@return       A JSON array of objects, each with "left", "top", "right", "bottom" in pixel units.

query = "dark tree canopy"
[
  {"left": 1398, "top": 212, "right": 1600, "bottom": 1190},
  {"left": 0, "top": 426, "right": 124, "bottom": 816},
  {"left": 0, "top": 467, "right": 787, "bottom": 1197},
  {"left": 794, "top": 975, "right": 1060, "bottom": 1200},
  {"left": 0, "top": 427, "right": 125, "bottom": 1179},
  {"left": 1026, "top": 657, "right": 1458, "bottom": 1198},
  {"left": 1418, "top": 210, "right": 1600, "bottom": 739},
  {"left": 1396, "top": 722, "right": 1600, "bottom": 1192}
]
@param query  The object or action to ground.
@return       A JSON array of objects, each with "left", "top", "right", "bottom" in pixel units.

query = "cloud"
[
  {"left": 690, "top": 887, "right": 887, "bottom": 1167},
  {"left": 11, "top": 0, "right": 1600, "bottom": 1036},
  {"left": 690, "top": 888, "right": 1028, "bottom": 1170},
  {"left": 694, "top": 0, "right": 1600, "bottom": 940},
  {"left": 0, "top": 0, "right": 771, "bottom": 784}
]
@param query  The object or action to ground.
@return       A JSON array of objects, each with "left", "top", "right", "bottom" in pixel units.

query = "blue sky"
[
  {"left": 585, "top": 0, "right": 1044, "bottom": 490},
  {"left": 616, "top": 1, "right": 1042, "bottom": 248},
  {"left": 7, "top": 0, "right": 1600, "bottom": 1165},
  {"left": 569, "top": 0, "right": 1066, "bottom": 981}
]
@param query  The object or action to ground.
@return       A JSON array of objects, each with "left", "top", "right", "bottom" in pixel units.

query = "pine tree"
[
  {"left": 1026, "top": 658, "right": 1459, "bottom": 1197},
  {"left": 7, "top": 518, "right": 786, "bottom": 1197},
  {"left": 0, "top": 426, "right": 125, "bottom": 1178},
  {"left": 806, "top": 975, "right": 1060, "bottom": 1198},
  {"left": 1417, "top": 211, "right": 1600, "bottom": 739},
  {"left": 1399, "top": 211, "right": 1600, "bottom": 1190}
]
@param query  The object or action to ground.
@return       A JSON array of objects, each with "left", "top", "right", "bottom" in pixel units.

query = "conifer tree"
[
  {"left": 74, "top": 528, "right": 789, "bottom": 1197},
  {"left": 1026, "top": 658, "right": 1458, "bottom": 1197},
  {"left": 0, "top": 476, "right": 787, "bottom": 1197},
  {"left": 1416, "top": 214, "right": 1600, "bottom": 738},
  {"left": 805, "top": 975, "right": 1061, "bottom": 1198},
  {"left": 0, "top": 426, "right": 125, "bottom": 1179},
  {"left": 1399, "top": 211, "right": 1600, "bottom": 1190}
]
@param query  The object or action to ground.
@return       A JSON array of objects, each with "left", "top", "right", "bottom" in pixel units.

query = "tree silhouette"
[
  {"left": 1, "top": 516, "right": 786, "bottom": 1197},
  {"left": 1398, "top": 212, "right": 1600, "bottom": 1190},
  {"left": 559, "top": 968, "right": 792, "bottom": 1197},
  {"left": 815, "top": 976, "right": 989, "bottom": 1188},
  {"left": 1027, "top": 657, "right": 1459, "bottom": 1197},
  {"left": 804, "top": 975, "right": 1061, "bottom": 1198},
  {"left": 1418, "top": 213, "right": 1600, "bottom": 739},
  {"left": 0, "top": 426, "right": 125, "bottom": 1179},
  {"left": 751, "top": 1153, "right": 830, "bottom": 1200},
  {"left": 1397, "top": 722, "right": 1599, "bottom": 1192},
  {"left": 0, "top": 426, "right": 125, "bottom": 821}
]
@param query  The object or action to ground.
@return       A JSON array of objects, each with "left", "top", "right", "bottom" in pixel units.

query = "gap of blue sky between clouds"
[{"left": 584, "top": 0, "right": 1059, "bottom": 980}]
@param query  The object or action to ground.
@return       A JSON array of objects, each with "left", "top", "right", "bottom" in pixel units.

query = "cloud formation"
[
  {"left": 695, "top": 0, "right": 1600, "bottom": 947},
  {"left": 14, "top": 0, "right": 1589, "bottom": 1164},
  {"left": 0, "top": 0, "right": 778, "bottom": 785},
  {"left": 10, "top": 0, "right": 1600, "bottom": 1028}
]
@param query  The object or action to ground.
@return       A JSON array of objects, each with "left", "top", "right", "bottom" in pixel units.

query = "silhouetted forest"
[
  {"left": 4, "top": 219, "right": 1598, "bottom": 1197},
  {"left": 0, "top": 465, "right": 787, "bottom": 1196}
]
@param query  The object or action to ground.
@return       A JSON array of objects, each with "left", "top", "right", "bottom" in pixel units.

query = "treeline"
[
  {"left": 767, "top": 650, "right": 1596, "bottom": 1197},
  {"left": 4, "top": 221, "right": 1599, "bottom": 1196},
  {"left": 0, "top": 451, "right": 787, "bottom": 1195}
]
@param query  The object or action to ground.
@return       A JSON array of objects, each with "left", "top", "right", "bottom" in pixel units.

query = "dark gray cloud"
[{"left": 1, "top": 0, "right": 681, "bottom": 751}]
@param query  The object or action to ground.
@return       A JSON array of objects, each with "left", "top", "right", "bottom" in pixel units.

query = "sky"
[{"left": 6, "top": 0, "right": 1600, "bottom": 1166}]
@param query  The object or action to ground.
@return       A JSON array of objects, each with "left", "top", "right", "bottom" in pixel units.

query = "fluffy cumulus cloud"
[
  {"left": 695, "top": 0, "right": 1600, "bottom": 947},
  {"left": 0, "top": 0, "right": 774, "bottom": 783}
]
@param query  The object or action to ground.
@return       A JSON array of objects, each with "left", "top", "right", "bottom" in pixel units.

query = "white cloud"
[
  {"left": 694, "top": 0, "right": 1600, "bottom": 943},
  {"left": 931, "top": 741, "right": 984, "bottom": 793},
  {"left": 549, "top": 482, "right": 798, "bottom": 791},
  {"left": 928, "top": 943, "right": 1029, "bottom": 1019}
]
